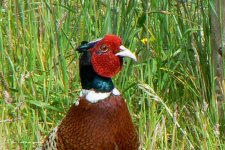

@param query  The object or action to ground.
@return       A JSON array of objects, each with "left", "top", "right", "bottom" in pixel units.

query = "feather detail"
[{"left": 42, "top": 127, "right": 58, "bottom": 150}]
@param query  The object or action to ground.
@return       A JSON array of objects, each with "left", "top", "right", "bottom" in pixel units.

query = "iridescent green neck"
[{"left": 79, "top": 51, "right": 114, "bottom": 92}]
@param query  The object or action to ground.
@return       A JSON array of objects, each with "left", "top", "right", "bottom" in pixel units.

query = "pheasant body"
[
  {"left": 43, "top": 95, "right": 138, "bottom": 149},
  {"left": 42, "top": 34, "right": 138, "bottom": 150}
]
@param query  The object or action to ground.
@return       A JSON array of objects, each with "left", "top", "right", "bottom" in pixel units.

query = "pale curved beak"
[{"left": 116, "top": 45, "right": 137, "bottom": 61}]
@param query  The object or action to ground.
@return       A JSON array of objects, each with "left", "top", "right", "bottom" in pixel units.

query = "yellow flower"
[{"left": 141, "top": 38, "right": 148, "bottom": 44}]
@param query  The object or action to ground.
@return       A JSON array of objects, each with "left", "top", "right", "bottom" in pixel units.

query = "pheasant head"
[{"left": 90, "top": 34, "right": 136, "bottom": 77}]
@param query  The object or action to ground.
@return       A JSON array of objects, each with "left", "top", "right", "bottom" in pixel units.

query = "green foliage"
[{"left": 0, "top": 0, "right": 224, "bottom": 149}]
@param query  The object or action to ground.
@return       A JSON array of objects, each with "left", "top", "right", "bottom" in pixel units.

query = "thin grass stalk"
[{"left": 138, "top": 83, "right": 194, "bottom": 149}]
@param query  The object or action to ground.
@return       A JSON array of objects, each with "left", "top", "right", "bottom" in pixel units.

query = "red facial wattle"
[
  {"left": 91, "top": 35, "right": 123, "bottom": 78},
  {"left": 90, "top": 34, "right": 137, "bottom": 78},
  {"left": 91, "top": 50, "right": 122, "bottom": 78}
]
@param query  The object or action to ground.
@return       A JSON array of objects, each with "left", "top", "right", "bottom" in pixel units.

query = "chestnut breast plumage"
[{"left": 52, "top": 95, "right": 138, "bottom": 149}]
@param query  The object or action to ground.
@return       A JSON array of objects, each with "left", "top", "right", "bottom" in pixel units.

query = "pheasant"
[{"left": 42, "top": 34, "right": 138, "bottom": 150}]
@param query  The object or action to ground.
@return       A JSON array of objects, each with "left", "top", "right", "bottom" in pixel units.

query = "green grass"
[{"left": 0, "top": 0, "right": 224, "bottom": 149}]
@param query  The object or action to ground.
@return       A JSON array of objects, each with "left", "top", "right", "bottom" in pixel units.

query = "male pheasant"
[{"left": 42, "top": 34, "right": 138, "bottom": 150}]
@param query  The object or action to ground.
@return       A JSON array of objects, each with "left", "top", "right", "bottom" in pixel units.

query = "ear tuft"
[
  {"left": 76, "top": 41, "right": 90, "bottom": 53},
  {"left": 76, "top": 38, "right": 102, "bottom": 53}
]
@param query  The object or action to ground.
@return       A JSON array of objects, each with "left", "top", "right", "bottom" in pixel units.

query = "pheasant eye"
[{"left": 100, "top": 45, "right": 108, "bottom": 52}]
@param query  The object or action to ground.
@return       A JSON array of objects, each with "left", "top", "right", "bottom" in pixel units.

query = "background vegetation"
[{"left": 0, "top": 0, "right": 224, "bottom": 149}]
